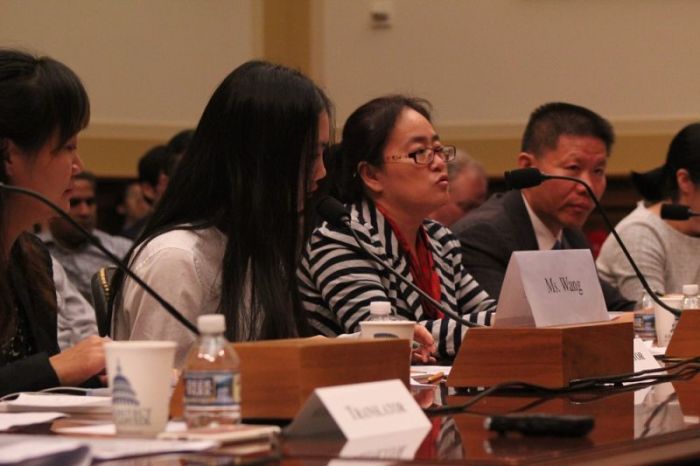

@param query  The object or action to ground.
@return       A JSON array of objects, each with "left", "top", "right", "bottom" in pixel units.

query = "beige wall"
[
  {"left": 315, "top": 0, "right": 700, "bottom": 175},
  {"left": 2, "top": 0, "right": 699, "bottom": 176},
  {"left": 0, "top": 0, "right": 259, "bottom": 176}
]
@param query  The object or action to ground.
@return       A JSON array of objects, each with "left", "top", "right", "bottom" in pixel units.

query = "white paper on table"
[
  {"left": 3, "top": 393, "right": 111, "bottom": 414},
  {"left": 410, "top": 365, "right": 451, "bottom": 376},
  {"left": 0, "top": 434, "right": 217, "bottom": 463},
  {"left": 410, "top": 365, "right": 451, "bottom": 388},
  {"left": 54, "top": 420, "right": 187, "bottom": 436},
  {"left": 0, "top": 435, "right": 90, "bottom": 465},
  {"left": 0, "top": 412, "right": 66, "bottom": 431},
  {"left": 83, "top": 437, "right": 218, "bottom": 460}
]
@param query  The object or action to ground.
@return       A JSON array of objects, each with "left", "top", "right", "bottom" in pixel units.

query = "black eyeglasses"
[
  {"left": 69, "top": 197, "right": 96, "bottom": 208},
  {"left": 388, "top": 145, "right": 457, "bottom": 165}
]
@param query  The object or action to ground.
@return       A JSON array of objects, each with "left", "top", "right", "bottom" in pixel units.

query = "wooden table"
[{"left": 11, "top": 375, "right": 700, "bottom": 465}]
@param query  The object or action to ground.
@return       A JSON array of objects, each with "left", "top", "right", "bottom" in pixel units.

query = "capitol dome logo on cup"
[{"left": 105, "top": 341, "right": 176, "bottom": 437}]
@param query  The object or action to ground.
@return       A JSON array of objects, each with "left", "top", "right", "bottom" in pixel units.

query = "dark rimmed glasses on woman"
[{"left": 388, "top": 145, "right": 457, "bottom": 165}]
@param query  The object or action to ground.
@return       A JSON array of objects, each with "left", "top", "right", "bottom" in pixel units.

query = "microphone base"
[
  {"left": 447, "top": 315, "right": 633, "bottom": 389},
  {"left": 666, "top": 309, "right": 700, "bottom": 357}
]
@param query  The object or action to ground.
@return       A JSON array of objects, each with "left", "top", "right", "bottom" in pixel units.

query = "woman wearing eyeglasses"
[{"left": 298, "top": 95, "right": 495, "bottom": 359}]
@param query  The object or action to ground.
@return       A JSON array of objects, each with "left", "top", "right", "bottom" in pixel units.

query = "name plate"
[
  {"left": 284, "top": 379, "right": 431, "bottom": 439},
  {"left": 632, "top": 337, "right": 663, "bottom": 405},
  {"left": 633, "top": 338, "right": 662, "bottom": 374},
  {"left": 495, "top": 250, "right": 608, "bottom": 327}
]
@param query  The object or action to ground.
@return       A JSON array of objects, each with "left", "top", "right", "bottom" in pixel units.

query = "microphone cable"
[
  {"left": 504, "top": 168, "right": 681, "bottom": 317},
  {"left": 0, "top": 182, "right": 198, "bottom": 335}
]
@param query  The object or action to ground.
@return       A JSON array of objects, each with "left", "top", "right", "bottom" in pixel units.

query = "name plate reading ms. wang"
[
  {"left": 494, "top": 249, "right": 608, "bottom": 328},
  {"left": 284, "top": 379, "right": 430, "bottom": 440}
]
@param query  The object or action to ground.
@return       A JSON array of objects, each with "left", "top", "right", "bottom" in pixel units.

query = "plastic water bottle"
[
  {"left": 634, "top": 291, "right": 656, "bottom": 341},
  {"left": 681, "top": 284, "right": 700, "bottom": 310},
  {"left": 366, "top": 301, "right": 401, "bottom": 321},
  {"left": 183, "top": 314, "right": 241, "bottom": 428}
]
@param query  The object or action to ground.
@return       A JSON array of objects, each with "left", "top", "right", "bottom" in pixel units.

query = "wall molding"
[
  {"left": 437, "top": 115, "right": 699, "bottom": 141},
  {"left": 83, "top": 115, "right": 699, "bottom": 143},
  {"left": 82, "top": 120, "right": 196, "bottom": 141}
]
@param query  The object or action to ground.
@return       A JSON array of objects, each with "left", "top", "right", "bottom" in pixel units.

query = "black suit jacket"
[{"left": 451, "top": 190, "right": 634, "bottom": 312}]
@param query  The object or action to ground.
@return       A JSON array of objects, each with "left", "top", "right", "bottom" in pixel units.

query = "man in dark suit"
[{"left": 452, "top": 102, "right": 634, "bottom": 311}]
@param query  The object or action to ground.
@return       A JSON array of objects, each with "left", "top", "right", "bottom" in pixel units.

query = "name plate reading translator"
[
  {"left": 284, "top": 379, "right": 431, "bottom": 440},
  {"left": 495, "top": 250, "right": 608, "bottom": 327}
]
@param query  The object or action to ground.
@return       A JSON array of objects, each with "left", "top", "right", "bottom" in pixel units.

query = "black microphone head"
[
  {"left": 660, "top": 203, "right": 691, "bottom": 221},
  {"left": 504, "top": 168, "right": 546, "bottom": 190},
  {"left": 316, "top": 196, "right": 351, "bottom": 228}
]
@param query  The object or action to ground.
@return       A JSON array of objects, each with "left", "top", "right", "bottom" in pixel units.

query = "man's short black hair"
[
  {"left": 521, "top": 102, "right": 615, "bottom": 156},
  {"left": 73, "top": 171, "right": 97, "bottom": 190},
  {"left": 137, "top": 145, "right": 168, "bottom": 188}
]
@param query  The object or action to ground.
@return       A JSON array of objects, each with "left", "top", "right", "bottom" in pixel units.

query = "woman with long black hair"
[
  {"left": 111, "top": 61, "right": 334, "bottom": 366},
  {"left": 0, "top": 49, "right": 106, "bottom": 396}
]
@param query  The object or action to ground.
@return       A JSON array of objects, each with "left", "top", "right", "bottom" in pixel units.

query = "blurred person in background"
[
  {"left": 40, "top": 171, "right": 132, "bottom": 304},
  {"left": 117, "top": 181, "right": 151, "bottom": 239},
  {"left": 429, "top": 149, "right": 488, "bottom": 227}
]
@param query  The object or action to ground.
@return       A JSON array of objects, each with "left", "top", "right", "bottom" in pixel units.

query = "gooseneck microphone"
[
  {"left": 504, "top": 168, "right": 681, "bottom": 317},
  {"left": 316, "top": 196, "right": 483, "bottom": 328},
  {"left": 660, "top": 203, "right": 700, "bottom": 221},
  {"left": 1, "top": 182, "right": 198, "bottom": 335}
]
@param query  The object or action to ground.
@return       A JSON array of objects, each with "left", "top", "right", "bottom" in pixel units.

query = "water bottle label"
[{"left": 184, "top": 371, "right": 241, "bottom": 406}]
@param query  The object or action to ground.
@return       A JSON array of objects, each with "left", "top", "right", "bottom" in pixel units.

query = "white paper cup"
[
  {"left": 105, "top": 341, "right": 176, "bottom": 437},
  {"left": 653, "top": 295, "right": 683, "bottom": 347},
  {"left": 359, "top": 321, "right": 415, "bottom": 340}
]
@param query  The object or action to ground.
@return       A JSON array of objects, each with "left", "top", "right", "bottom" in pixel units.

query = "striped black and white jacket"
[{"left": 298, "top": 200, "right": 496, "bottom": 358}]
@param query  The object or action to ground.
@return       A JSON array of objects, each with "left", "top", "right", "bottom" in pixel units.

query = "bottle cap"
[
  {"left": 369, "top": 301, "right": 391, "bottom": 316},
  {"left": 197, "top": 314, "right": 226, "bottom": 333},
  {"left": 683, "top": 284, "right": 699, "bottom": 296}
]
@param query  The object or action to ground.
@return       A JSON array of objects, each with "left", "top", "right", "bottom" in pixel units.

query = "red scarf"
[{"left": 376, "top": 204, "right": 443, "bottom": 319}]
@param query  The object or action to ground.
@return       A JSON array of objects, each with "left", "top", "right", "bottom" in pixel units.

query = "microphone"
[
  {"left": 504, "top": 167, "right": 547, "bottom": 189},
  {"left": 316, "top": 196, "right": 483, "bottom": 328},
  {"left": 0, "top": 182, "right": 198, "bottom": 335},
  {"left": 503, "top": 168, "right": 681, "bottom": 317},
  {"left": 660, "top": 203, "right": 700, "bottom": 221}
]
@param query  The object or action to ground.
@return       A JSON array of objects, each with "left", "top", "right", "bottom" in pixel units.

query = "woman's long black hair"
[
  {"left": 111, "top": 60, "right": 331, "bottom": 341},
  {"left": 632, "top": 123, "right": 700, "bottom": 203},
  {"left": 0, "top": 49, "right": 90, "bottom": 335}
]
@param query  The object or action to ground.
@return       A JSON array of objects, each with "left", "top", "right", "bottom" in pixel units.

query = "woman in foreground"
[
  {"left": 0, "top": 49, "right": 105, "bottom": 396},
  {"left": 298, "top": 95, "right": 495, "bottom": 359}
]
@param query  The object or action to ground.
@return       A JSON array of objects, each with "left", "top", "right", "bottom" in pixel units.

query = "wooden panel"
[{"left": 263, "top": 0, "right": 311, "bottom": 74}]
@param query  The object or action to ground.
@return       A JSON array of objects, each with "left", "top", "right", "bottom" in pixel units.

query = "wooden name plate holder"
[
  {"left": 170, "top": 338, "right": 410, "bottom": 420},
  {"left": 234, "top": 338, "right": 410, "bottom": 419},
  {"left": 447, "top": 314, "right": 633, "bottom": 388},
  {"left": 666, "top": 310, "right": 700, "bottom": 358}
]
